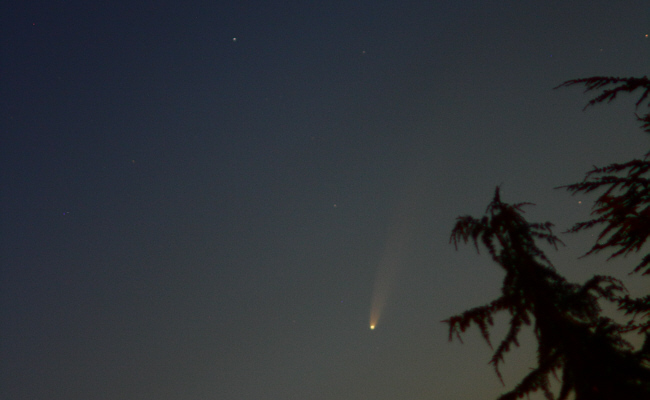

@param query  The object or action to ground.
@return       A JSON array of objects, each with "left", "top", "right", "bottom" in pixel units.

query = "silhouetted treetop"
[
  {"left": 447, "top": 188, "right": 650, "bottom": 400},
  {"left": 447, "top": 75, "right": 650, "bottom": 400}
]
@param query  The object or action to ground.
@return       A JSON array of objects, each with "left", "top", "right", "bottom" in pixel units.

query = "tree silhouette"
[
  {"left": 557, "top": 76, "right": 650, "bottom": 335},
  {"left": 446, "top": 76, "right": 650, "bottom": 399},
  {"left": 557, "top": 76, "right": 650, "bottom": 276}
]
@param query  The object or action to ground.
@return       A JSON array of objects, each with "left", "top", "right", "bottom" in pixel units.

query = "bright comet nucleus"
[{"left": 370, "top": 324, "right": 375, "bottom": 330}]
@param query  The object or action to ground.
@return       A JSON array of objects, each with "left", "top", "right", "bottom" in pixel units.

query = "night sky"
[{"left": 2, "top": 2, "right": 649, "bottom": 399}]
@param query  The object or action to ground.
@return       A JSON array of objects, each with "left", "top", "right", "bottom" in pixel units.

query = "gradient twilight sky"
[{"left": 2, "top": 1, "right": 649, "bottom": 399}]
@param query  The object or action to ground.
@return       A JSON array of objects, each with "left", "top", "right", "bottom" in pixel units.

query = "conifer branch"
[
  {"left": 558, "top": 155, "right": 650, "bottom": 275},
  {"left": 447, "top": 189, "right": 646, "bottom": 399},
  {"left": 555, "top": 76, "right": 650, "bottom": 110}
]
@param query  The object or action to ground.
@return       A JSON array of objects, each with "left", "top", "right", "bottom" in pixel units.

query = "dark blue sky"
[{"left": 2, "top": 1, "right": 649, "bottom": 399}]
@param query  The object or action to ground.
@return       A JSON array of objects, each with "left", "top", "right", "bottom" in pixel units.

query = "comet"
[
  {"left": 368, "top": 227, "right": 406, "bottom": 331},
  {"left": 368, "top": 172, "right": 426, "bottom": 330},
  {"left": 368, "top": 144, "right": 428, "bottom": 331}
]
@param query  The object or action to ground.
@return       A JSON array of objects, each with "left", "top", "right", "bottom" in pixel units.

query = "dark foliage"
[
  {"left": 555, "top": 76, "right": 650, "bottom": 339},
  {"left": 554, "top": 76, "right": 650, "bottom": 133},
  {"left": 559, "top": 155, "right": 650, "bottom": 275},
  {"left": 447, "top": 76, "right": 650, "bottom": 399},
  {"left": 556, "top": 76, "right": 650, "bottom": 275},
  {"left": 617, "top": 294, "right": 650, "bottom": 334},
  {"left": 446, "top": 188, "right": 650, "bottom": 399}
]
